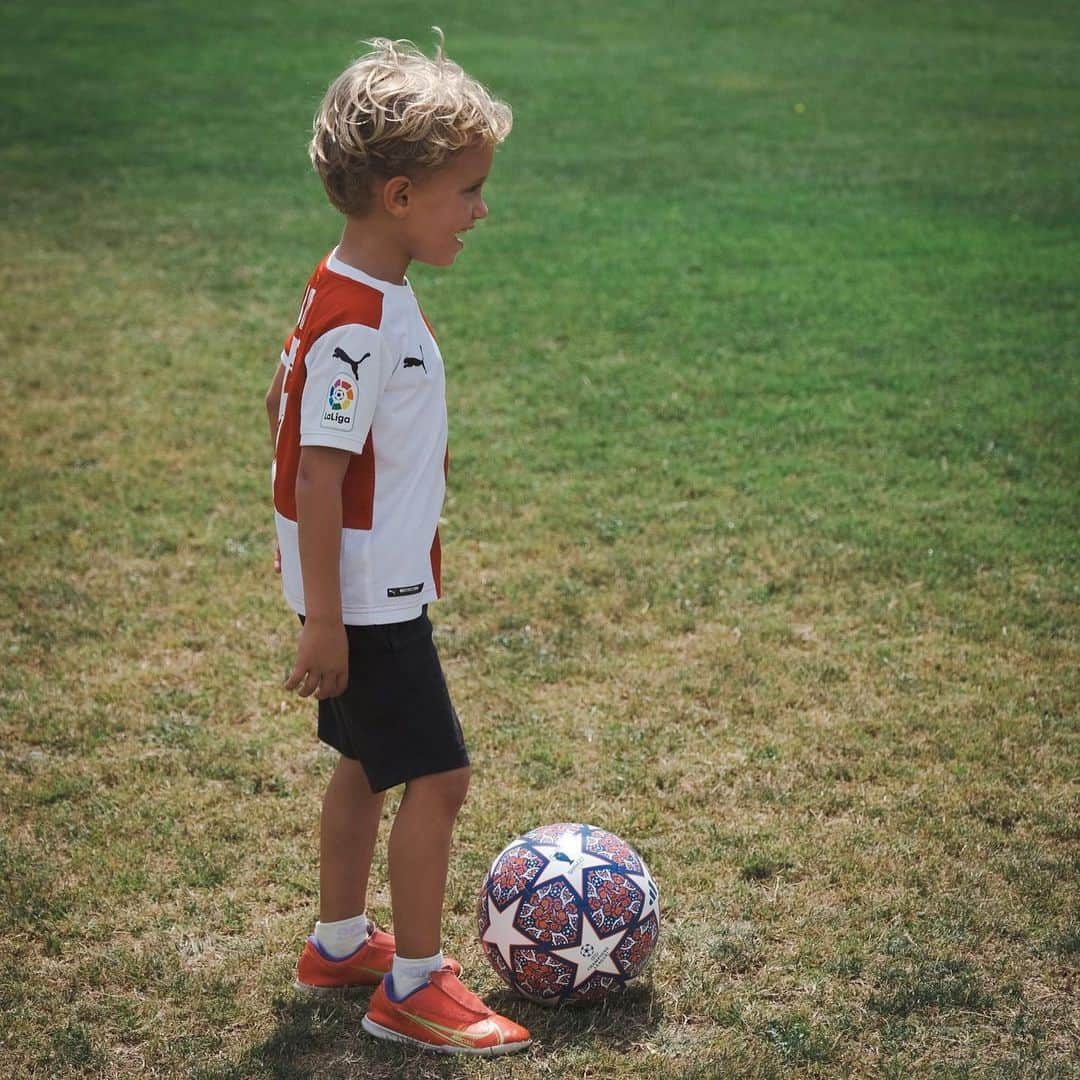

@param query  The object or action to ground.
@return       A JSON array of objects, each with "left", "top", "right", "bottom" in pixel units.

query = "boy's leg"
[
  {"left": 364, "top": 762, "right": 529, "bottom": 1054},
  {"left": 296, "top": 756, "right": 395, "bottom": 992},
  {"left": 320, "top": 755, "right": 384, "bottom": 922},
  {"left": 387, "top": 765, "right": 470, "bottom": 959}
]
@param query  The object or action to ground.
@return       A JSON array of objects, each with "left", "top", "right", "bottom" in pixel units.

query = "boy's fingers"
[
  {"left": 334, "top": 669, "right": 348, "bottom": 697},
  {"left": 314, "top": 670, "right": 346, "bottom": 700},
  {"left": 296, "top": 669, "right": 320, "bottom": 698},
  {"left": 284, "top": 662, "right": 308, "bottom": 692},
  {"left": 285, "top": 646, "right": 346, "bottom": 698}
]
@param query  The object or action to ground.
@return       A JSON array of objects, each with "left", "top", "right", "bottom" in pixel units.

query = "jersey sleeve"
[
  {"left": 281, "top": 330, "right": 296, "bottom": 368},
  {"left": 299, "top": 323, "right": 388, "bottom": 452}
]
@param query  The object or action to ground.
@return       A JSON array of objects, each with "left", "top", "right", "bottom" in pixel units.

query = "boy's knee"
[
  {"left": 438, "top": 765, "right": 471, "bottom": 814},
  {"left": 412, "top": 766, "right": 470, "bottom": 817}
]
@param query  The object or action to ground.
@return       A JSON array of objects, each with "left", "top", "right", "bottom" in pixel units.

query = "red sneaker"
[
  {"left": 295, "top": 930, "right": 463, "bottom": 993},
  {"left": 362, "top": 966, "right": 531, "bottom": 1056}
]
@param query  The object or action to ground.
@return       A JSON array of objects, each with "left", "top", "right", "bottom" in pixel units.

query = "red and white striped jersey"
[{"left": 273, "top": 249, "right": 448, "bottom": 625}]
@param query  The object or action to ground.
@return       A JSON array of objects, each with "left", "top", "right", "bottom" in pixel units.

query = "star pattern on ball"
[
  {"left": 478, "top": 823, "right": 661, "bottom": 1005},
  {"left": 626, "top": 868, "right": 660, "bottom": 921},
  {"left": 551, "top": 910, "right": 626, "bottom": 989},
  {"left": 530, "top": 831, "right": 613, "bottom": 900},
  {"left": 479, "top": 894, "right": 535, "bottom": 969}
]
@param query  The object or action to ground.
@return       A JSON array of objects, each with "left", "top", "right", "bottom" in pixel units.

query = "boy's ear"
[{"left": 382, "top": 176, "right": 413, "bottom": 217}]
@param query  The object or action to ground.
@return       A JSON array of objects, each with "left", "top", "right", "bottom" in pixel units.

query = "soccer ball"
[{"left": 476, "top": 822, "right": 660, "bottom": 1005}]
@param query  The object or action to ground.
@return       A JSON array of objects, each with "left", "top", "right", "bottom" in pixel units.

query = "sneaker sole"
[
  {"left": 293, "top": 978, "right": 379, "bottom": 996},
  {"left": 361, "top": 1015, "right": 531, "bottom": 1057}
]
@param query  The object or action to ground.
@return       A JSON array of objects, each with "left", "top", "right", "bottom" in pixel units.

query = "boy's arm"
[
  {"left": 284, "top": 320, "right": 387, "bottom": 697},
  {"left": 266, "top": 363, "right": 286, "bottom": 571},
  {"left": 266, "top": 363, "right": 285, "bottom": 446},
  {"left": 284, "top": 445, "right": 351, "bottom": 699}
]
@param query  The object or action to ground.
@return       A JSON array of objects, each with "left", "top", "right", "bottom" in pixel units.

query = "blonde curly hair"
[{"left": 310, "top": 29, "right": 512, "bottom": 216}]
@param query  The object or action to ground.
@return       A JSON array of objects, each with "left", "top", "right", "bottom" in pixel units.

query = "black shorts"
[{"left": 305, "top": 608, "right": 469, "bottom": 793}]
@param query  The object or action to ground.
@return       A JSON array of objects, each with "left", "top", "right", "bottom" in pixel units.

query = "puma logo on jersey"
[
  {"left": 403, "top": 343, "right": 427, "bottom": 373},
  {"left": 333, "top": 346, "right": 370, "bottom": 380}
]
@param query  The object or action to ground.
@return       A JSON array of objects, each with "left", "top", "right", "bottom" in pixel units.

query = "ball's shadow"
[{"left": 487, "top": 978, "right": 663, "bottom": 1053}]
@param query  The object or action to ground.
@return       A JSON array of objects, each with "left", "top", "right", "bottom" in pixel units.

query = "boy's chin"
[{"left": 416, "top": 251, "right": 461, "bottom": 268}]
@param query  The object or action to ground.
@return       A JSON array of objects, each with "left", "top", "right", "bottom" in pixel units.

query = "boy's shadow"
[{"left": 242, "top": 981, "right": 662, "bottom": 1078}]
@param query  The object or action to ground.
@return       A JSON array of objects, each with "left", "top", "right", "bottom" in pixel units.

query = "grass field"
[{"left": 1, "top": 1, "right": 1078, "bottom": 1076}]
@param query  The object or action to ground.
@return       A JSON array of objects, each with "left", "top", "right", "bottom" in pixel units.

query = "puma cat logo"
[
  {"left": 403, "top": 343, "right": 427, "bottom": 373},
  {"left": 333, "top": 346, "right": 369, "bottom": 380}
]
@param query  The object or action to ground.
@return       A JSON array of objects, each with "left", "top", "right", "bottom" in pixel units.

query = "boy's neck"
[{"left": 335, "top": 216, "right": 410, "bottom": 286}]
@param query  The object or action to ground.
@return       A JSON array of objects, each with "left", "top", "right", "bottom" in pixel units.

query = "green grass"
[{"left": 2, "top": 0, "right": 1078, "bottom": 1076}]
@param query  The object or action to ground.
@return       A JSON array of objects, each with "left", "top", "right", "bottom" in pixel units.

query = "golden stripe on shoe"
[{"left": 362, "top": 966, "right": 530, "bottom": 1056}]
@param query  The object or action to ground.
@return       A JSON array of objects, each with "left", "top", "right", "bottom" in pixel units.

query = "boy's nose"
[{"left": 474, "top": 198, "right": 488, "bottom": 220}]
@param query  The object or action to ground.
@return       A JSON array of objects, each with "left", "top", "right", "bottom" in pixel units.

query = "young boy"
[{"left": 264, "top": 34, "right": 530, "bottom": 1056}]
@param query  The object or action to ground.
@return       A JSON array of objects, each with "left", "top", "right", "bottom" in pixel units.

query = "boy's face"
[{"left": 403, "top": 143, "right": 495, "bottom": 267}]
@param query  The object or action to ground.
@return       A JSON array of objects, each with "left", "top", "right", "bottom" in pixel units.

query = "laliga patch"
[{"left": 321, "top": 374, "right": 358, "bottom": 430}]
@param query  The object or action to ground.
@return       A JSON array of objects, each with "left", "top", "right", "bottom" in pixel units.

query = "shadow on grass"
[
  {"left": 226, "top": 994, "right": 358, "bottom": 1080},
  {"left": 491, "top": 979, "right": 663, "bottom": 1055},
  {"left": 230, "top": 981, "right": 662, "bottom": 1078}
]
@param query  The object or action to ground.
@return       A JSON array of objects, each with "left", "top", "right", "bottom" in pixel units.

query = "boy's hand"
[
  {"left": 286, "top": 617, "right": 348, "bottom": 699},
  {"left": 273, "top": 543, "right": 281, "bottom": 574}
]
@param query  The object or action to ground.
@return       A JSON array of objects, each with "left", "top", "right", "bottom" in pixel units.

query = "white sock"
[
  {"left": 390, "top": 951, "right": 444, "bottom": 999},
  {"left": 314, "top": 914, "right": 370, "bottom": 959}
]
